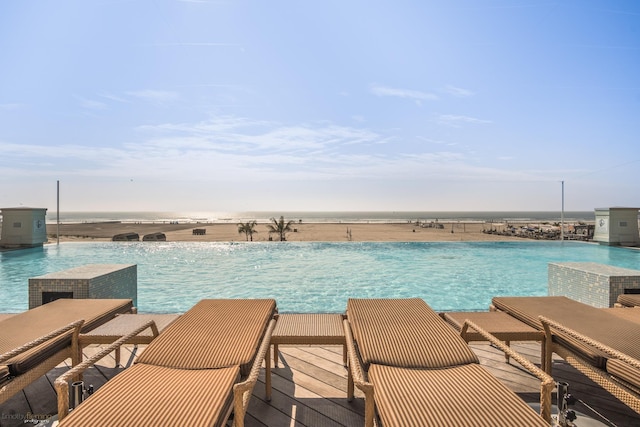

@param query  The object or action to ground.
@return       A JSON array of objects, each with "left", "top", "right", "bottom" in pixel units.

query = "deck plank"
[
  {"left": 19, "top": 374, "right": 57, "bottom": 419},
  {"left": 260, "top": 363, "right": 364, "bottom": 425},
  {"left": 251, "top": 383, "right": 350, "bottom": 427},
  {"left": 277, "top": 347, "right": 350, "bottom": 395},
  {"left": 2, "top": 343, "right": 640, "bottom": 426}
]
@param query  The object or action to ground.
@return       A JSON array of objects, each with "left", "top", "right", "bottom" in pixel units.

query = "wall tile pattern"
[
  {"left": 28, "top": 264, "right": 137, "bottom": 309},
  {"left": 548, "top": 262, "right": 640, "bottom": 308}
]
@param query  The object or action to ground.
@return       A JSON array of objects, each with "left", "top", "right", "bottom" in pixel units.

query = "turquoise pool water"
[{"left": 2, "top": 241, "right": 640, "bottom": 313}]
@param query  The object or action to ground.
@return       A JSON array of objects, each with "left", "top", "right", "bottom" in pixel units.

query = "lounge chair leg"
[
  {"left": 347, "top": 365, "right": 354, "bottom": 401},
  {"left": 233, "top": 393, "right": 245, "bottom": 427},
  {"left": 363, "top": 387, "right": 375, "bottom": 427},
  {"left": 115, "top": 346, "right": 121, "bottom": 366},
  {"left": 273, "top": 343, "right": 279, "bottom": 367},
  {"left": 342, "top": 343, "right": 347, "bottom": 366},
  {"left": 73, "top": 347, "right": 83, "bottom": 383},
  {"left": 541, "top": 322, "right": 553, "bottom": 375},
  {"left": 265, "top": 346, "right": 272, "bottom": 401}
]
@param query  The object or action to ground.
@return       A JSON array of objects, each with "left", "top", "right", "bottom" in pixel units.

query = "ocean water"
[
  {"left": 45, "top": 210, "right": 596, "bottom": 224},
  {"left": 2, "top": 241, "right": 639, "bottom": 314}
]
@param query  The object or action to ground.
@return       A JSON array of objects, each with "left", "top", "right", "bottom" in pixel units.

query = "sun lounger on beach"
[
  {"left": 492, "top": 296, "right": 640, "bottom": 415},
  {"left": 344, "top": 298, "right": 553, "bottom": 427},
  {"left": 55, "top": 299, "right": 277, "bottom": 427},
  {"left": 0, "top": 298, "right": 134, "bottom": 404},
  {"left": 111, "top": 232, "right": 139, "bottom": 241}
]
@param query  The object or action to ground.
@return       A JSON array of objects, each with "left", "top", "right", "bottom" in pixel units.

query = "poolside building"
[
  {"left": 593, "top": 207, "right": 640, "bottom": 246},
  {"left": 0, "top": 207, "right": 48, "bottom": 249}
]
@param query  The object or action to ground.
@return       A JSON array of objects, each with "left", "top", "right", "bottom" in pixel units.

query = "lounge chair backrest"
[
  {"left": 492, "top": 296, "right": 640, "bottom": 364},
  {"left": 0, "top": 299, "right": 133, "bottom": 376},
  {"left": 136, "top": 299, "right": 276, "bottom": 375},
  {"left": 367, "top": 363, "right": 550, "bottom": 427},
  {"left": 347, "top": 298, "right": 478, "bottom": 369},
  {"left": 617, "top": 294, "right": 640, "bottom": 308},
  {"left": 57, "top": 363, "right": 241, "bottom": 427},
  {"left": 605, "top": 358, "right": 640, "bottom": 391},
  {"left": 604, "top": 307, "right": 640, "bottom": 323}
]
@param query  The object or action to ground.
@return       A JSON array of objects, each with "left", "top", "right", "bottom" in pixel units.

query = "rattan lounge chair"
[
  {"left": 602, "top": 307, "right": 640, "bottom": 324},
  {"left": 0, "top": 298, "right": 134, "bottom": 404},
  {"left": 55, "top": 299, "right": 277, "bottom": 427},
  {"left": 492, "top": 296, "right": 640, "bottom": 415},
  {"left": 344, "top": 298, "right": 553, "bottom": 427},
  {"left": 615, "top": 294, "right": 640, "bottom": 308},
  {"left": 78, "top": 313, "right": 180, "bottom": 366},
  {"left": 0, "top": 314, "right": 15, "bottom": 322}
]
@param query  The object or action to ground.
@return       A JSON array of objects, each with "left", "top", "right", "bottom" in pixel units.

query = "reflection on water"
[{"left": 1, "top": 241, "right": 639, "bottom": 313}]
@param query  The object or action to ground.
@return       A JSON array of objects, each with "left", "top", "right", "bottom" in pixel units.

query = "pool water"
[{"left": 2, "top": 241, "right": 640, "bottom": 313}]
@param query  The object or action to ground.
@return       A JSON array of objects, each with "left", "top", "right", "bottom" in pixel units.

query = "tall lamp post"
[
  {"left": 560, "top": 180, "right": 564, "bottom": 241},
  {"left": 57, "top": 180, "right": 60, "bottom": 245}
]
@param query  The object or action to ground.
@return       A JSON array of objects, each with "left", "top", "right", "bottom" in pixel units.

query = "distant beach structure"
[
  {"left": 112, "top": 232, "right": 139, "bottom": 241},
  {"left": 47, "top": 210, "right": 597, "bottom": 225},
  {"left": 142, "top": 232, "right": 166, "bottom": 241},
  {"left": 0, "top": 207, "right": 48, "bottom": 249}
]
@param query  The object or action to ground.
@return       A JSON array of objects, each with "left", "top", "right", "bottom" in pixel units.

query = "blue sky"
[{"left": 1, "top": 0, "right": 639, "bottom": 213}]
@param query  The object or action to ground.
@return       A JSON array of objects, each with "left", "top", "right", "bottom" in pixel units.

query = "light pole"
[
  {"left": 56, "top": 180, "right": 60, "bottom": 245},
  {"left": 560, "top": 180, "right": 564, "bottom": 241}
]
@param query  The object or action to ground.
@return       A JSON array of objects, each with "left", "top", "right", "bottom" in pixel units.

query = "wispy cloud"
[
  {"left": 417, "top": 136, "right": 458, "bottom": 147},
  {"left": 137, "top": 116, "right": 382, "bottom": 153},
  {"left": 98, "top": 92, "right": 131, "bottom": 103},
  {"left": 136, "top": 42, "right": 241, "bottom": 47},
  {"left": 75, "top": 95, "right": 107, "bottom": 110},
  {"left": 126, "top": 116, "right": 529, "bottom": 183},
  {"left": 0, "top": 141, "right": 130, "bottom": 178},
  {"left": 0, "top": 103, "right": 25, "bottom": 111},
  {"left": 0, "top": 115, "right": 546, "bottom": 187},
  {"left": 126, "top": 90, "right": 179, "bottom": 105},
  {"left": 435, "top": 114, "right": 492, "bottom": 127},
  {"left": 137, "top": 115, "right": 272, "bottom": 135},
  {"left": 443, "top": 85, "right": 474, "bottom": 97},
  {"left": 370, "top": 84, "right": 438, "bottom": 103}
]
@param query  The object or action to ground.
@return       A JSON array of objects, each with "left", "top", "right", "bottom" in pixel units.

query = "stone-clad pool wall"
[
  {"left": 28, "top": 264, "right": 137, "bottom": 309},
  {"left": 549, "top": 262, "right": 640, "bottom": 308}
]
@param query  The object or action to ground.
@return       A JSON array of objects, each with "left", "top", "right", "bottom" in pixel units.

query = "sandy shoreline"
[{"left": 44, "top": 221, "right": 555, "bottom": 243}]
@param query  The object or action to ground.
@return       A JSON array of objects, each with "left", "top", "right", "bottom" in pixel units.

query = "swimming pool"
[{"left": 2, "top": 241, "right": 640, "bottom": 313}]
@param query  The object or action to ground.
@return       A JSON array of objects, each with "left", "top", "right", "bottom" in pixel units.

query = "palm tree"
[
  {"left": 237, "top": 220, "right": 258, "bottom": 241},
  {"left": 267, "top": 216, "right": 294, "bottom": 241}
]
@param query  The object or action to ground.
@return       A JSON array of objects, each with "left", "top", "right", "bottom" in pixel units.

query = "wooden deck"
[{"left": 1, "top": 342, "right": 639, "bottom": 426}]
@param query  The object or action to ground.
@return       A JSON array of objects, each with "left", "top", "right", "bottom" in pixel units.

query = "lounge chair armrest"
[
  {"left": 55, "top": 320, "right": 157, "bottom": 422},
  {"left": 463, "top": 319, "right": 554, "bottom": 423},
  {"left": 232, "top": 317, "right": 277, "bottom": 427},
  {"left": 343, "top": 318, "right": 375, "bottom": 427},
  {"left": 0, "top": 319, "right": 84, "bottom": 364},
  {"left": 539, "top": 315, "right": 640, "bottom": 370},
  {"left": 342, "top": 319, "right": 372, "bottom": 389}
]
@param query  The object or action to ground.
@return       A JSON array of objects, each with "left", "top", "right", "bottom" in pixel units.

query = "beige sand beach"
[{"left": 46, "top": 221, "right": 539, "bottom": 243}]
